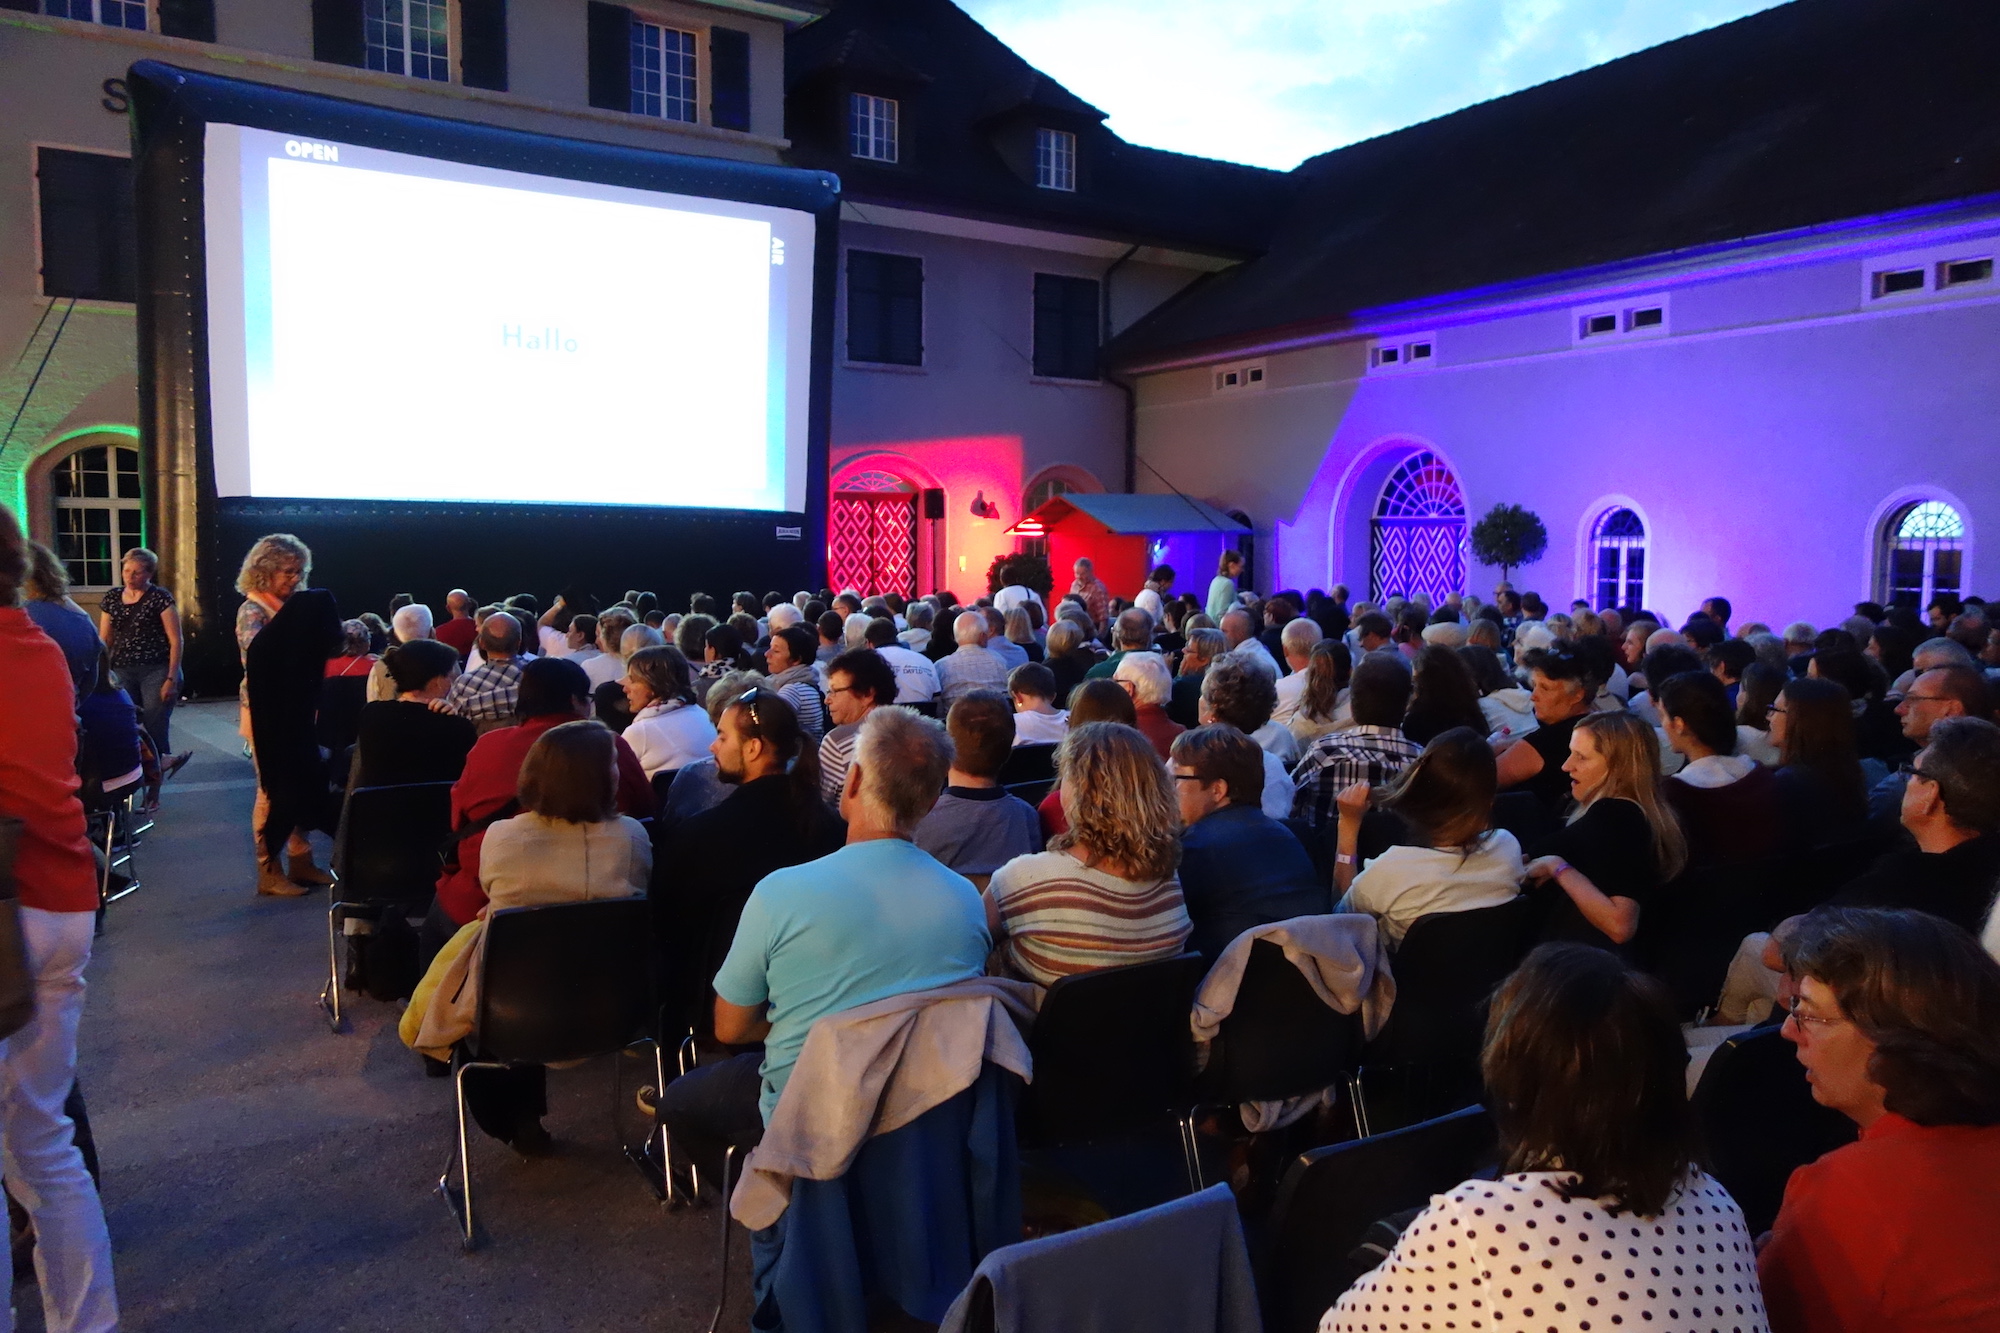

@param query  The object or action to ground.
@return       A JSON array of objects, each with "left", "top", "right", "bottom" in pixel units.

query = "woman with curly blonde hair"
[{"left": 984, "top": 721, "right": 1189, "bottom": 986}]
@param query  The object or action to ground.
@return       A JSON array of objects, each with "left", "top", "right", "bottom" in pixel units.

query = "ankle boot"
[
  {"left": 285, "top": 849, "right": 334, "bottom": 887},
  {"left": 257, "top": 856, "right": 309, "bottom": 897}
]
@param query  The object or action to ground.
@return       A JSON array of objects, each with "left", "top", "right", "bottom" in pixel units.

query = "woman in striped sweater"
[{"left": 985, "top": 721, "right": 1191, "bottom": 987}]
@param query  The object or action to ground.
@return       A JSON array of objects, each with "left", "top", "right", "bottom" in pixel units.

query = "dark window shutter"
[
  {"left": 0, "top": 1, "right": 38, "bottom": 12},
  {"left": 459, "top": 0, "right": 508, "bottom": 90},
  {"left": 37, "top": 149, "right": 136, "bottom": 303},
  {"left": 847, "top": 251, "right": 923, "bottom": 366},
  {"left": 586, "top": 3, "right": 633, "bottom": 111},
  {"left": 709, "top": 27, "right": 751, "bottom": 132},
  {"left": 156, "top": 0, "right": 216, "bottom": 41},
  {"left": 310, "top": 0, "right": 365, "bottom": 68},
  {"left": 1033, "top": 274, "right": 1100, "bottom": 380}
]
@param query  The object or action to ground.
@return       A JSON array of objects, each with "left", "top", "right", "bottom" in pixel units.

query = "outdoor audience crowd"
[{"left": 7, "top": 512, "right": 2000, "bottom": 1332}]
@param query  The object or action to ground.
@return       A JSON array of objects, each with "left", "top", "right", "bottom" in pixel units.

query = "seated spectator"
[
  {"left": 1172, "top": 725, "right": 1326, "bottom": 963},
  {"left": 656, "top": 685, "right": 846, "bottom": 1040},
  {"left": 1402, "top": 643, "right": 1488, "bottom": 746},
  {"left": 818, "top": 647, "right": 896, "bottom": 805},
  {"left": 324, "top": 619, "right": 378, "bottom": 678},
  {"left": 364, "top": 602, "right": 434, "bottom": 703},
  {"left": 1271, "top": 617, "right": 1323, "bottom": 725},
  {"left": 937, "top": 609, "right": 1011, "bottom": 708},
  {"left": 23, "top": 540, "right": 101, "bottom": 698},
  {"left": 1293, "top": 654, "right": 1421, "bottom": 830},
  {"left": 1867, "top": 622, "right": 1917, "bottom": 686},
  {"left": 657, "top": 707, "right": 988, "bottom": 1204},
  {"left": 580, "top": 609, "right": 635, "bottom": 692},
  {"left": 1496, "top": 646, "right": 1602, "bottom": 813},
  {"left": 1734, "top": 660, "right": 1788, "bottom": 766},
  {"left": 1007, "top": 662, "right": 1069, "bottom": 745},
  {"left": 621, "top": 645, "right": 716, "bottom": 778},
  {"left": 813, "top": 609, "right": 844, "bottom": 667},
  {"left": 1002, "top": 606, "right": 1043, "bottom": 664},
  {"left": 352, "top": 640, "right": 476, "bottom": 787},
  {"left": 1114, "top": 651, "right": 1184, "bottom": 759},
  {"left": 1658, "top": 671, "right": 1784, "bottom": 868},
  {"left": 1760, "top": 908, "right": 2000, "bottom": 1333},
  {"left": 1035, "top": 679, "right": 1138, "bottom": 838},
  {"left": 1834, "top": 716, "right": 2000, "bottom": 932},
  {"left": 659, "top": 668, "right": 762, "bottom": 824},
  {"left": 462, "top": 719, "right": 652, "bottom": 1152},
  {"left": 914, "top": 691, "right": 1042, "bottom": 887},
  {"left": 899, "top": 600, "right": 934, "bottom": 652},
  {"left": 1627, "top": 641, "right": 1703, "bottom": 726},
  {"left": 434, "top": 588, "right": 477, "bottom": 660},
  {"left": 1170, "top": 626, "right": 1226, "bottom": 729},
  {"left": 1287, "top": 638, "right": 1351, "bottom": 745},
  {"left": 427, "top": 658, "right": 653, "bottom": 951},
  {"left": 1219, "top": 607, "right": 1280, "bottom": 677},
  {"left": 561, "top": 612, "right": 601, "bottom": 672},
  {"left": 1086, "top": 607, "right": 1158, "bottom": 681},
  {"left": 1198, "top": 651, "right": 1297, "bottom": 816},
  {"left": 444, "top": 611, "right": 525, "bottom": 734},
  {"left": 987, "top": 722, "right": 1189, "bottom": 986},
  {"left": 1333, "top": 728, "right": 1522, "bottom": 947},
  {"left": 1325, "top": 942, "right": 1765, "bottom": 1332},
  {"left": 762, "top": 624, "right": 826, "bottom": 744},
  {"left": 1810, "top": 647, "right": 1905, "bottom": 764},
  {"left": 1869, "top": 664, "right": 1988, "bottom": 828},
  {"left": 863, "top": 616, "right": 939, "bottom": 707},
  {"left": 77, "top": 660, "right": 144, "bottom": 794},
  {"left": 1770, "top": 677, "right": 1868, "bottom": 848},
  {"left": 1525, "top": 711, "right": 1686, "bottom": 951},
  {"left": 1460, "top": 642, "right": 1533, "bottom": 739}
]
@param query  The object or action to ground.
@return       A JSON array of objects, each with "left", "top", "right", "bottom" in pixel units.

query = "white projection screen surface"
[{"left": 203, "top": 124, "right": 817, "bottom": 512}]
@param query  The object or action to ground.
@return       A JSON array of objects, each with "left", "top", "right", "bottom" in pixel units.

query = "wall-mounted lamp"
[{"left": 969, "top": 490, "right": 1001, "bottom": 520}]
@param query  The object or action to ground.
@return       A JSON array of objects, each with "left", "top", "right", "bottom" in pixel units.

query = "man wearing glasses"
[
  {"left": 1866, "top": 664, "right": 1988, "bottom": 829},
  {"left": 1836, "top": 716, "right": 2000, "bottom": 933}
]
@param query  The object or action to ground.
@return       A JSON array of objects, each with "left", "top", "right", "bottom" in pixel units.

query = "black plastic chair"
[
  {"left": 1638, "top": 857, "right": 1786, "bottom": 1020},
  {"left": 315, "top": 674, "right": 370, "bottom": 756},
  {"left": 1005, "top": 778, "right": 1057, "bottom": 808},
  {"left": 1362, "top": 896, "right": 1536, "bottom": 1122},
  {"left": 648, "top": 770, "right": 680, "bottom": 808},
  {"left": 322, "top": 781, "right": 454, "bottom": 1032},
  {"left": 996, "top": 743, "right": 1057, "bottom": 788},
  {"left": 1186, "top": 938, "right": 1368, "bottom": 1182},
  {"left": 1264, "top": 1105, "right": 1497, "bottom": 1333},
  {"left": 1772, "top": 838, "right": 1885, "bottom": 921},
  {"left": 1691, "top": 1023, "right": 1855, "bottom": 1234},
  {"left": 437, "top": 897, "right": 659, "bottom": 1248},
  {"left": 1017, "top": 953, "right": 1209, "bottom": 1192},
  {"left": 1490, "top": 791, "right": 1559, "bottom": 845}
]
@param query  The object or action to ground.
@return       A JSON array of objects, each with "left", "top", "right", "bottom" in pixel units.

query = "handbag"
[{"left": 0, "top": 817, "right": 40, "bottom": 1042}]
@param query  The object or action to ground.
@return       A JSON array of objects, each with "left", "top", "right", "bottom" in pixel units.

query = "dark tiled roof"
[
  {"left": 1108, "top": 0, "right": 2000, "bottom": 368},
  {"left": 785, "top": 0, "right": 1296, "bottom": 256}
]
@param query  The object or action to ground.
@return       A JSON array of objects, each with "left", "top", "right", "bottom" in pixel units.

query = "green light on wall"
[{"left": 0, "top": 423, "right": 143, "bottom": 537}]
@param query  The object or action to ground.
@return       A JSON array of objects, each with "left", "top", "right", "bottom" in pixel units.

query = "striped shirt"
[
  {"left": 987, "top": 850, "right": 1191, "bottom": 987},
  {"left": 818, "top": 722, "right": 860, "bottom": 807}
]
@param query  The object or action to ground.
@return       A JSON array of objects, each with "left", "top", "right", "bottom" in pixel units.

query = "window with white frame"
[
  {"left": 1367, "top": 333, "right": 1436, "bottom": 373},
  {"left": 366, "top": 0, "right": 451, "bottom": 81},
  {"left": 1035, "top": 129, "right": 1076, "bottom": 191},
  {"left": 1880, "top": 500, "right": 1965, "bottom": 611},
  {"left": 43, "top": 0, "right": 147, "bottom": 27},
  {"left": 631, "top": 19, "right": 698, "bottom": 122},
  {"left": 851, "top": 94, "right": 899, "bottom": 162},
  {"left": 52, "top": 443, "right": 144, "bottom": 593},
  {"left": 1589, "top": 507, "right": 1647, "bottom": 611}
]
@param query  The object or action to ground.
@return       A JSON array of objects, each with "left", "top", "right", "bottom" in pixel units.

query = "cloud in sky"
[{"left": 955, "top": 0, "right": 1792, "bottom": 170}]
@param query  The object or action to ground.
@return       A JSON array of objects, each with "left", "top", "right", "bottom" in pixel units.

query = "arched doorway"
[
  {"left": 829, "top": 468, "right": 919, "bottom": 598},
  {"left": 1879, "top": 499, "right": 1965, "bottom": 610},
  {"left": 1369, "top": 450, "right": 1465, "bottom": 601},
  {"left": 49, "top": 440, "right": 144, "bottom": 594}
]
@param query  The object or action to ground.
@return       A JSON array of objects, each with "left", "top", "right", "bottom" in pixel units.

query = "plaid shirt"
[
  {"left": 1290, "top": 724, "right": 1422, "bottom": 828},
  {"left": 936, "top": 645, "right": 1012, "bottom": 708},
  {"left": 444, "top": 657, "right": 522, "bottom": 731}
]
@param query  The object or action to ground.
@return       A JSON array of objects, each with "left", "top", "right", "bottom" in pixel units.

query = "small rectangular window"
[
  {"left": 1247, "top": 367, "right": 1264, "bottom": 382},
  {"left": 1940, "top": 258, "right": 1994, "bottom": 288},
  {"left": 1584, "top": 313, "right": 1618, "bottom": 336},
  {"left": 1373, "top": 346, "right": 1400, "bottom": 366},
  {"left": 1033, "top": 273, "right": 1100, "bottom": 380},
  {"left": 1035, "top": 128, "right": 1077, "bottom": 192},
  {"left": 631, "top": 20, "right": 698, "bottom": 123},
  {"left": 1221, "top": 371, "right": 1240, "bottom": 387},
  {"left": 36, "top": 148, "right": 136, "bottom": 303},
  {"left": 366, "top": 0, "right": 452, "bottom": 82},
  {"left": 1407, "top": 341, "right": 1432, "bottom": 360},
  {"left": 1628, "top": 307, "right": 1664, "bottom": 329},
  {"left": 44, "top": 0, "right": 147, "bottom": 28},
  {"left": 1873, "top": 267, "right": 1925, "bottom": 297},
  {"left": 850, "top": 94, "right": 899, "bottom": 163},
  {"left": 847, "top": 250, "right": 923, "bottom": 366}
]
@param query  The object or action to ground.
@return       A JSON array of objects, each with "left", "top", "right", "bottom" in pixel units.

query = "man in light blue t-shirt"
[{"left": 657, "top": 705, "right": 988, "bottom": 1168}]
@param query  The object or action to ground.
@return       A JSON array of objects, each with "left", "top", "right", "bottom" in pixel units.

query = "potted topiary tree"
[{"left": 1470, "top": 503, "right": 1549, "bottom": 584}]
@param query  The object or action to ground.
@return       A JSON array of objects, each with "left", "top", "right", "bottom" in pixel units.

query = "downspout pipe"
[{"left": 1101, "top": 245, "right": 1141, "bottom": 493}]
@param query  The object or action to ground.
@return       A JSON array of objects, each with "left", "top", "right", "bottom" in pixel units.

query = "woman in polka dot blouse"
[{"left": 1323, "top": 943, "right": 1770, "bottom": 1333}]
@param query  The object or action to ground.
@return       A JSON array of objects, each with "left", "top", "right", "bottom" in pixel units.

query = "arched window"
[
  {"left": 1370, "top": 450, "right": 1465, "bottom": 601},
  {"left": 1881, "top": 500, "right": 1965, "bottom": 610},
  {"left": 1590, "top": 507, "right": 1647, "bottom": 611},
  {"left": 1023, "top": 474, "right": 1075, "bottom": 518},
  {"left": 51, "top": 443, "right": 143, "bottom": 593}
]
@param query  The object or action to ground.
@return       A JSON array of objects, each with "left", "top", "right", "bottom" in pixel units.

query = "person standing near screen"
[{"left": 98, "top": 547, "right": 191, "bottom": 803}]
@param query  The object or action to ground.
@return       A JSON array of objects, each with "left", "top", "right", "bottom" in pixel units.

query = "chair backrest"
[
  {"left": 1265, "top": 1105, "right": 1497, "bottom": 1333},
  {"left": 1490, "top": 790, "right": 1558, "bottom": 844},
  {"left": 1005, "top": 778, "right": 1056, "bottom": 808},
  {"left": 1199, "top": 938, "right": 1363, "bottom": 1105},
  {"left": 1019, "top": 953, "right": 1208, "bottom": 1146},
  {"left": 996, "top": 743, "right": 1057, "bottom": 788},
  {"left": 1691, "top": 1023, "right": 1856, "bottom": 1233},
  {"left": 315, "top": 675, "right": 371, "bottom": 753},
  {"left": 332, "top": 781, "right": 455, "bottom": 906},
  {"left": 1369, "top": 896, "right": 1536, "bottom": 1104},
  {"left": 476, "top": 897, "right": 654, "bottom": 1064},
  {"left": 1772, "top": 837, "right": 1886, "bottom": 921},
  {"left": 1638, "top": 856, "right": 1787, "bottom": 1019},
  {"left": 648, "top": 770, "right": 679, "bottom": 808}
]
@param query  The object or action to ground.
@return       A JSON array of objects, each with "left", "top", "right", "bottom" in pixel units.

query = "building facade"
[{"left": 1112, "top": 0, "right": 2000, "bottom": 630}]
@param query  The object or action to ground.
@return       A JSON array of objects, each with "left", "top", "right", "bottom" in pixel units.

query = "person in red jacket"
[
  {"left": 0, "top": 506, "right": 119, "bottom": 1330},
  {"left": 421, "top": 656, "right": 653, "bottom": 959},
  {"left": 1760, "top": 903, "right": 2000, "bottom": 1332}
]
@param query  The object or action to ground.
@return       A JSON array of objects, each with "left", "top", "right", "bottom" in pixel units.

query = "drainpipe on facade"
[{"left": 1101, "top": 245, "right": 1141, "bottom": 493}]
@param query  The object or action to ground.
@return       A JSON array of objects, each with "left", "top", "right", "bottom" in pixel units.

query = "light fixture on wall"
[{"left": 969, "top": 490, "right": 1000, "bottom": 520}]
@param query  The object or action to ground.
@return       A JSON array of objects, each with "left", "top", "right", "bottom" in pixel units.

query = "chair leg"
[
  {"left": 1347, "top": 1070, "right": 1371, "bottom": 1140},
  {"left": 707, "top": 1143, "right": 740, "bottom": 1333},
  {"left": 438, "top": 1057, "right": 504, "bottom": 1250},
  {"left": 1179, "top": 1107, "right": 1208, "bottom": 1192},
  {"left": 318, "top": 898, "right": 344, "bottom": 1033}
]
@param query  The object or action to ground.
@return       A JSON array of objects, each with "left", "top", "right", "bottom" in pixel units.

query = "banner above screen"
[{"left": 203, "top": 123, "right": 817, "bottom": 513}]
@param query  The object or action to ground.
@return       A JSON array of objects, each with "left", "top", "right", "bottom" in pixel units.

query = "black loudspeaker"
[{"left": 922, "top": 488, "right": 946, "bottom": 520}]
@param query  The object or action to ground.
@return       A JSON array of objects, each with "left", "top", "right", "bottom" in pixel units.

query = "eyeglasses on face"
[
  {"left": 1778, "top": 993, "right": 1847, "bottom": 1035},
  {"left": 1897, "top": 759, "right": 1936, "bottom": 781}
]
